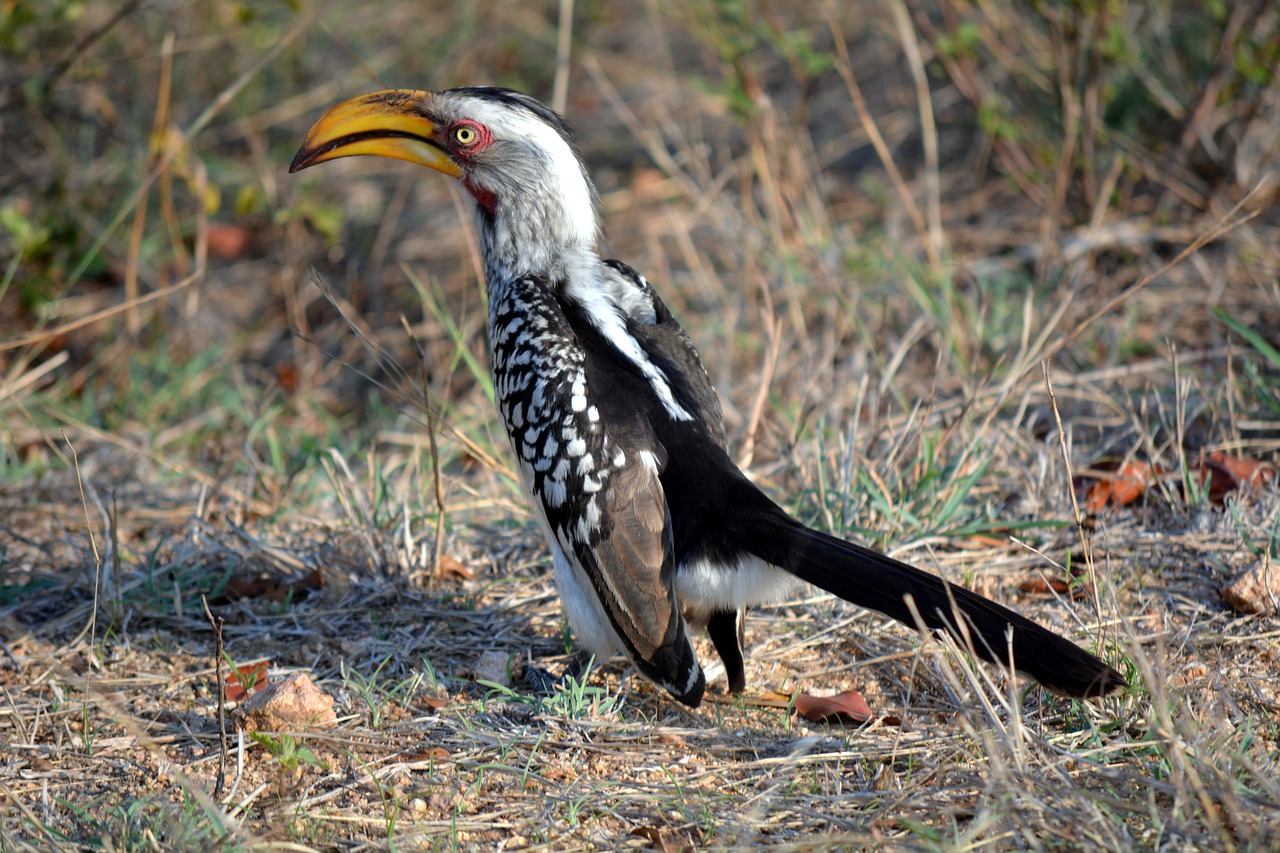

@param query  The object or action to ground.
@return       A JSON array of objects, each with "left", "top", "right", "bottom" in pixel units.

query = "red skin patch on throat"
[{"left": 462, "top": 176, "right": 499, "bottom": 214}]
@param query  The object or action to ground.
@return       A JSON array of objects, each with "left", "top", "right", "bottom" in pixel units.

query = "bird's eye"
[{"left": 453, "top": 125, "right": 478, "bottom": 146}]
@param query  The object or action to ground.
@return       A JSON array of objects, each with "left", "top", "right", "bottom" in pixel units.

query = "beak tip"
[{"left": 288, "top": 149, "right": 312, "bottom": 174}]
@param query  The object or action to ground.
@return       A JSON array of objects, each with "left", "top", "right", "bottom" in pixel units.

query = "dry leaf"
[
  {"left": 206, "top": 222, "right": 253, "bottom": 259},
  {"left": 436, "top": 555, "right": 473, "bottom": 581},
  {"left": 1085, "top": 461, "right": 1160, "bottom": 511},
  {"left": 418, "top": 694, "right": 450, "bottom": 711},
  {"left": 794, "top": 689, "right": 872, "bottom": 724},
  {"left": 1084, "top": 453, "right": 1276, "bottom": 512},
  {"left": 1174, "top": 662, "right": 1208, "bottom": 686},
  {"left": 1019, "top": 576, "right": 1071, "bottom": 595},
  {"left": 209, "top": 568, "right": 323, "bottom": 606},
  {"left": 1202, "top": 451, "right": 1277, "bottom": 498},
  {"left": 225, "top": 660, "right": 269, "bottom": 702},
  {"left": 406, "top": 746, "right": 451, "bottom": 762},
  {"left": 275, "top": 361, "right": 301, "bottom": 393},
  {"left": 1018, "top": 575, "right": 1092, "bottom": 600}
]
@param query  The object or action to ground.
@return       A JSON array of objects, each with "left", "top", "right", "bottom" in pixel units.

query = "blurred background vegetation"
[{"left": 3, "top": 0, "right": 1276, "bottom": 502}]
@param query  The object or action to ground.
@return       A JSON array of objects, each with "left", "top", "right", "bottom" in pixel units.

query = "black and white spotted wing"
[{"left": 488, "top": 273, "right": 705, "bottom": 703}]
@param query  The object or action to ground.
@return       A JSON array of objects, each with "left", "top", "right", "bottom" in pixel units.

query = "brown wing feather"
[
  {"left": 588, "top": 460, "right": 678, "bottom": 658},
  {"left": 569, "top": 455, "right": 704, "bottom": 704}
]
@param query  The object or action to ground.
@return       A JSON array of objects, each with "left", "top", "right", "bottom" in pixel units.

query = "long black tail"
[{"left": 750, "top": 516, "right": 1123, "bottom": 699}]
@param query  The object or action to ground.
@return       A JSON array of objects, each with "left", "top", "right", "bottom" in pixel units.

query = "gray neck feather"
[{"left": 474, "top": 143, "right": 601, "bottom": 300}]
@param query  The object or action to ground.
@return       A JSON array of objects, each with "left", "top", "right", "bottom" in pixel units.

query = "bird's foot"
[{"left": 521, "top": 651, "right": 593, "bottom": 695}]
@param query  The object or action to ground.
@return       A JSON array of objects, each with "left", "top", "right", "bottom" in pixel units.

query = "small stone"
[
  {"left": 237, "top": 672, "right": 337, "bottom": 732},
  {"left": 1221, "top": 556, "right": 1280, "bottom": 615},
  {"left": 472, "top": 650, "right": 512, "bottom": 687}
]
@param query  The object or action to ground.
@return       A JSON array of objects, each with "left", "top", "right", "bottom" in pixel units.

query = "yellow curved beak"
[{"left": 289, "top": 89, "right": 462, "bottom": 178}]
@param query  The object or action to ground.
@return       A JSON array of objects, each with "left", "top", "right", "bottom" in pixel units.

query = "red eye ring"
[{"left": 450, "top": 121, "right": 489, "bottom": 151}]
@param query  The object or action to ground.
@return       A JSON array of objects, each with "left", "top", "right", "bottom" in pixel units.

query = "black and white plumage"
[{"left": 291, "top": 86, "right": 1124, "bottom": 706}]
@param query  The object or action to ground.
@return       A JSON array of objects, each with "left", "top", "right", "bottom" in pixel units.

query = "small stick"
[
  {"left": 202, "top": 595, "right": 228, "bottom": 798},
  {"left": 110, "top": 490, "right": 123, "bottom": 622},
  {"left": 551, "top": 0, "right": 575, "bottom": 115},
  {"left": 1042, "top": 362, "right": 1101, "bottom": 629},
  {"left": 401, "top": 315, "right": 448, "bottom": 578},
  {"left": 738, "top": 271, "right": 780, "bottom": 470}
]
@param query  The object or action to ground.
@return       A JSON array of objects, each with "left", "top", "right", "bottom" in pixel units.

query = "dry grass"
[{"left": 3, "top": 0, "right": 1280, "bottom": 849}]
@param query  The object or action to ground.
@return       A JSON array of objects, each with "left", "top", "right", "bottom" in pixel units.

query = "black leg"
[{"left": 707, "top": 609, "right": 746, "bottom": 694}]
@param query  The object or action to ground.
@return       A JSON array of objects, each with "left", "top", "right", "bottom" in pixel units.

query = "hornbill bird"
[{"left": 291, "top": 87, "right": 1123, "bottom": 707}]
